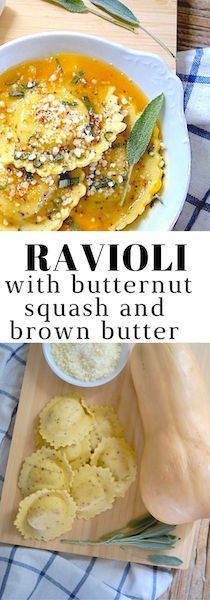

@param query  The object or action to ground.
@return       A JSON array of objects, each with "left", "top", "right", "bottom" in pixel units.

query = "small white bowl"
[
  {"left": 42, "top": 343, "right": 130, "bottom": 388},
  {"left": 0, "top": 31, "right": 191, "bottom": 231}
]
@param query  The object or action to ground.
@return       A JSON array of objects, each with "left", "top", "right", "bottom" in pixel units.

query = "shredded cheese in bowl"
[{"left": 51, "top": 343, "right": 121, "bottom": 382}]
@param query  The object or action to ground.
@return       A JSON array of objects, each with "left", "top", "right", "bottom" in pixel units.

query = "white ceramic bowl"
[
  {"left": 0, "top": 31, "right": 191, "bottom": 230},
  {"left": 42, "top": 343, "right": 130, "bottom": 388},
  {"left": 0, "top": 0, "right": 5, "bottom": 17}
]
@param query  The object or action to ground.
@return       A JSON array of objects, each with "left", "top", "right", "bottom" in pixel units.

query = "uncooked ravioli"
[
  {"left": 39, "top": 394, "right": 94, "bottom": 448},
  {"left": 14, "top": 397, "right": 138, "bottom": 542},
  {"left": 18, "top": 447, "right": 74, "bottom": 496},
  {"left": 70, "top": 464, "right": 115, "bottom": 519},
  {"left": 91, "top": 436, "right": 137, "bottom": 497},
  {"left": 35, "top": 425, "right": 91, "bottom": 469},
  {"left": 14, "top": 489, "right": 76, "bottom": 541},
  {"left": 88, "top": 406, "right": 124, "bottom": 450},
  {"left": 35, "top": 426, "right": 51, "bottom": 450},
  {"left": 60, "top": 436, "right": 91, "bottom": 470}
]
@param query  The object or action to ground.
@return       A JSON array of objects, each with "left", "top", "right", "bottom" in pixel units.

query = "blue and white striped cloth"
[
  {"left": 175, "top": 47, "right": 210, "bottom": 230},
  {"left": 0, "top": 343, "right": 172, "bottom": 600}
]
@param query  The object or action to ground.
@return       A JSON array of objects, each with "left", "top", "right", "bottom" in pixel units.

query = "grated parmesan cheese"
[{"left": 51, "top": 343, "right": 121, "bottom": 381}]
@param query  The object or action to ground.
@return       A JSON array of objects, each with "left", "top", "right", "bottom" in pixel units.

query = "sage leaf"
[
  {"left": 44, "top": 0, "right": 87, "bottom": 12},
  {"left": 56, "top": 57, "right": 63, "bottom": 72},
  {"left": 62, "top": 513, "right": 181, "bottom": 559},
  {"left": 87, "top": 5, "right": 135, "bottom": 32},
  {"left": 126, "top": 515, "right": 156, "bottom": 531},
  {"left": 90, "top": 0, "right": 139, "bottom": 25},
  {"left": 148, "top": 554, "right": 183, "bottom": 567},
  {"left": 62, "top": 100, "right": 78, "bottom": 106},
  {"left": 0, "top": 181, "right": 8, "bottom": 190},
  {"left": 64, "top": 217, "right": 80, "bottom": 229},
  {"left": 127, "top": 93, "right": 164, "bottom": 167},
  {"left": 71, "top": 70, "right": 85, "bottom": 84},
  {"left": 120, "top": 93, "right": 164, "bottom": 206},
  {"left": 83, "top": 95, "right": 95, "bottom": 114},
  {"left": 41, "top": 0, "right": 175, "bottom": 52},
  {"left": 59, "top": 175, "right": 80, "bottom": 187},
  {"left": 9, "top": 89, "right": 25, "bottom": 97}
]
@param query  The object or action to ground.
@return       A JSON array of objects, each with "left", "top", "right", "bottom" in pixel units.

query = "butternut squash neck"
[{"left": 131, "top": 344, "right": 210, "bottom": 436}]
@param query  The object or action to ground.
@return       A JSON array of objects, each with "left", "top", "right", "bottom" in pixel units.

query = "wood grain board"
[
  {"left": 0, "top": 344, "right": 197, "bottom": 570},
  {"left": 0, "top": 0, "right": 177, "bottom": 71}
]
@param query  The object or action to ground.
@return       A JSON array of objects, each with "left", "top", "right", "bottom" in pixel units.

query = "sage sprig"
[
  {"left": 62, "top": 514, "right": 183, "bottom": 565},
  {"left": 148, "top": 555, "right": 183, "bottom": 567},
  {"left": 89, "top": 1, "right": 175, "bottom": 56},
  {"left": 43, "top": 0, "right": 87, "bottom": 12},
  {"left": 43, "top": 0, "right": 136, "bottom": 32},
  {"left": 41, "top": 0, "right": 176, "bottom": 55},
  {"left": 120, "top": 92, "right": 164, "bottom": 207},
  {"left": 88, "top": 0, "right": 136, "bottom": 32},
  {"left": 89, "top": 0, "right": 139, "bottom": 25}
]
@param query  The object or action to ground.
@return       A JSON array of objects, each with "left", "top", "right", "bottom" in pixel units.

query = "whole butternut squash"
[{"left": 130, "top": 344, "right": 210, "bottom": 524}]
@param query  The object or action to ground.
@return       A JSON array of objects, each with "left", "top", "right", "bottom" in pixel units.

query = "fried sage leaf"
[
  {"left": 120, "top": 93, "right": 164, "bottom": 206},
  {"left": 128, "top": 93, "right": 164, "bottom": 166}
]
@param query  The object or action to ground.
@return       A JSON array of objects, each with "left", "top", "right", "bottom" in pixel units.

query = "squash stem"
[{"left": 120, "top": 165, "right": 133, "bottom": 207}]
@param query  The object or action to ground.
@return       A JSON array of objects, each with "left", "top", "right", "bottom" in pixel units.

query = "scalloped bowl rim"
[
  {"left": 0, "top": 31, "right": 191, "bottom": 231},
  {"left": 42, "top": 343, "right": 131, "bottom": 388}
]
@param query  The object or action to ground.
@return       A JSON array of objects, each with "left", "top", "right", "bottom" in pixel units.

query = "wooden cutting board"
[
  {"left": 0, "top": 0, "right": 177, "bottom": 71},
  {"left": 0, "top": 344, "right": 196, "bottom": 569}
]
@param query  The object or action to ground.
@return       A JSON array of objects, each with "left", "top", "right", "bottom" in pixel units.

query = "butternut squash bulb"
[{"left": 130, "top": 344, "right": 210, "bottom": 524}]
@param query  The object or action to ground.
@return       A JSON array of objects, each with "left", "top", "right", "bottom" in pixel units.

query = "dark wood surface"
[
  {"left": 178, "top": 0, "right": 210, "bottom": 50},
  {"left": 160, "top": 520, "right": 210, "bottom": 600}
]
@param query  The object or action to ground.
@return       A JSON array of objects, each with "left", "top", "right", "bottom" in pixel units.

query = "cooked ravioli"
[
  {"left": 68, "top": 112, "right": 163, "bottom": 231},
  {"left": 0, "top": 53, "right": 163, "bottom": 230},
  {"left": 10, "top": 86, "right": 125, "bottom": 178},
  {"left": 18, "top": 448, "right": 74, "bottom": 496},
  {"left": 70, "top": 465, "right": 115, "bottom": 519},
  {"left": 91, "top": 437, "right": 137, "bottom": 497},
  {"left": 12, "top": 88, "right": 89, "bottom": 154},
  {"left": 0, "top": 167, "right": 85, "bottom": 230},
  {"left": 14, "top": 489, "right": 76, "bottom": 541},
  {"left": 39, "top": 394, "right": 94, "bottom": 448}
]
